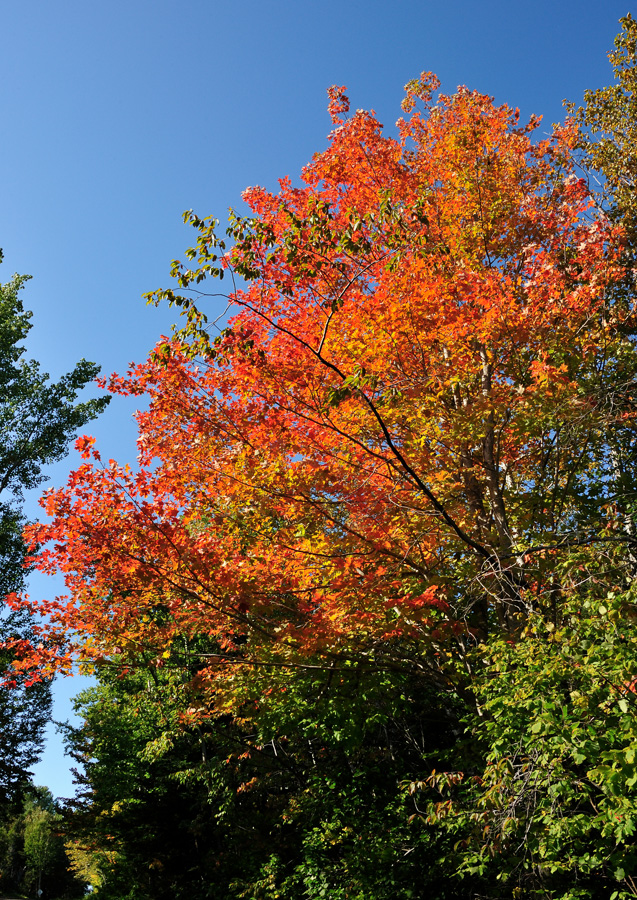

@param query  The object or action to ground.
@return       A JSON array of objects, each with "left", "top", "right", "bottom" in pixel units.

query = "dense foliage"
[
  {"left": 11, "top": 16, "right": 637, "bottom": 900},
  {"left": 61, "top": 659, "right": 460, "bottom": 899},
  {"left": 0, "top": 786, "right": 86, "bottom": 898}
]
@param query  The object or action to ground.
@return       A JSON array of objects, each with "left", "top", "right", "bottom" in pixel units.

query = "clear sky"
[{"left": 0, "top": 0, "right": 632, "bottom": 798}]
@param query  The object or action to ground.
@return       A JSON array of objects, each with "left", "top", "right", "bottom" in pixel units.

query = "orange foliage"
[{"left": 8, "top": 76, "right": 626, "bottom": 686}]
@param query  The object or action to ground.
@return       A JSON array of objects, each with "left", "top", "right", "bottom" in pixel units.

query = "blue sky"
[{"left": 0, "top": 0, "right": 631, "bottom": 798}]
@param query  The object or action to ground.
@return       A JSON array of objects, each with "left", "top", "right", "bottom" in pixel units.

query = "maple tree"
[
  {"left": 11, "top": 41, "right": 637, "bottom": 899},
  {"left": 11, "top": 73, "right": 626, "bottom": 690}
]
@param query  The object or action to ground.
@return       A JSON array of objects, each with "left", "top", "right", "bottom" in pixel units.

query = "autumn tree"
[
  {"left": 15, "top": 73, "right": 626, "bottom": 679},
  {"left": 12, "top": 55, "right": 637, "bottom": 898}
]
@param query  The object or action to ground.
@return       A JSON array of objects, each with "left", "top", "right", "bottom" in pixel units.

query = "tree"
[
  {"left": 409, "top": 561, "right": 637, "bottom": 898},
  {"left": 60, "top": 644, "right": 459, "bottom": 899},
  {"left": 24, "top": 801, "right": 58, "bottom": 896},
  {"left": 568, "top": 14, "right": 637, "bottom": 249},
  {"left": 15, "top": 74, "right": 625, "bottom": 679},
  {"left": 11, "top": 63, "right": 637, "bottom": 898},
  {"left": 405, "top": 22, "right": 637, "bottom": 897},
  {"left": 0, "top": 786, "right": 86, "bottom": 898},
  {"left": 0, "top": 253, "right": 109, "bottom": 803}
]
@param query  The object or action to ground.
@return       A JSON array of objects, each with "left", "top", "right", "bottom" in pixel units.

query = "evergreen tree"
[{"left": 0, "top": 251, "right": 109, "bottom": 804}]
